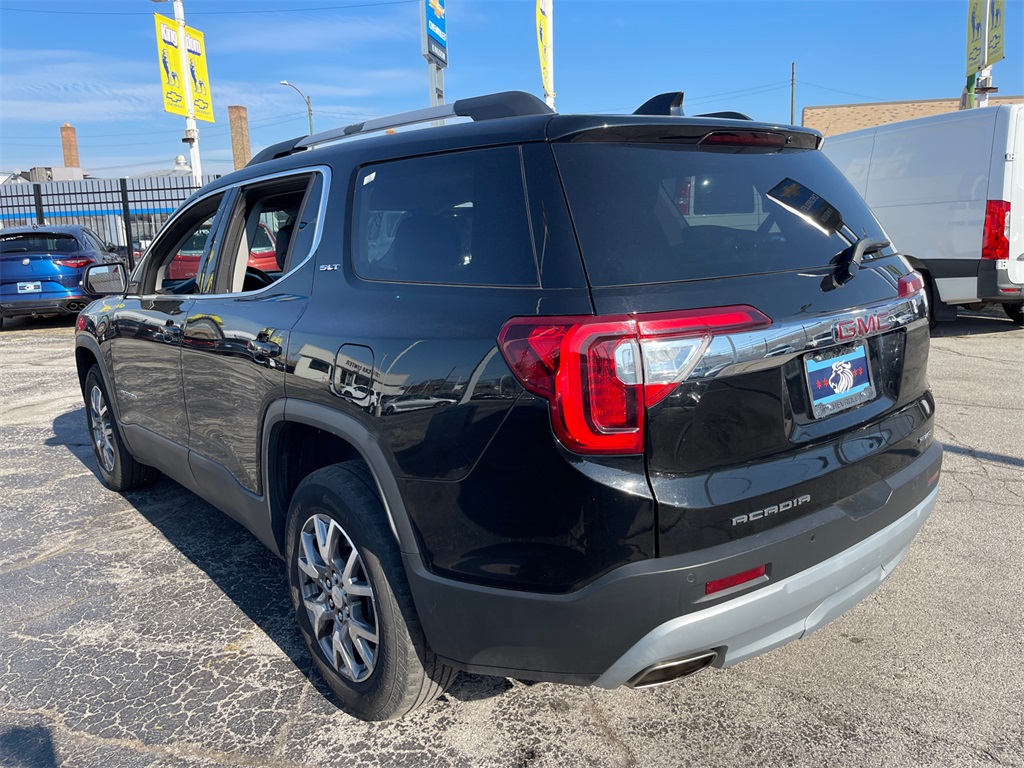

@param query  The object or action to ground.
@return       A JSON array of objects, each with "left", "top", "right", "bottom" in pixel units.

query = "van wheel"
[
  {"left": 286, "top": 462, "right": 456, "bottom": 721},
  {"left": 1003, "top": 303, "right": 1024, "bottom": 326},
  {"left": 83, "top": 365, "right": 158, "bottom": 491}
]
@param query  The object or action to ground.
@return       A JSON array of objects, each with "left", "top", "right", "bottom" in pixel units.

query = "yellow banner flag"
[
  {"left": 155, "top": 13, "right": 187, "bottom": 117},
  {"left": 536, "top": 0, "right": 553, "bottom": 101},
  {"left": 987, "top": 0, "right": 1005, "bottom": 67},
  {"left": 154, "top": 13, "right": 214, "bottom": 123},
  {"left": 184, "top": 26, "right": 215, "bottom": 123}
]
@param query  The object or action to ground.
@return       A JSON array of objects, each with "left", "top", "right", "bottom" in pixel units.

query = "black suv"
[{"left": 76, "top": 92, "right": 942, "bottom": 721}]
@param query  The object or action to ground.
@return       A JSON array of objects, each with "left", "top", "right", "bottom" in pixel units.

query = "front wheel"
[
  {"left": 1002, "top": 302, "right": 1024, "bottom": 326},
  {"left": 83, "top": 365, "right": 157, "bottom": 491},
  {"left": 286, "top": 462, "right": 456, "bottom": 720}
]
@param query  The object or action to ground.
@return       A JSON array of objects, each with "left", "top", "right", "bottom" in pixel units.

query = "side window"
[
  {"left": 207, "top": 172, "right": 322, "bottom": 295},
  {"left": 139, "top": 193, "right": 224, "bottom": 295},
  {"left": 352, "top": 146, "right": 539, "bottom": 286}
]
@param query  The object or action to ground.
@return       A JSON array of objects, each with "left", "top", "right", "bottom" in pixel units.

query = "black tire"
[
  {"left": 1002, "top": 302, "right": 1024, "bottom": 326},
  {"left": 83, "top": 365, "right": 158, "bottom": 491},
  {"left": 286, "top": 462, "right": 456, "bottom": 721}
]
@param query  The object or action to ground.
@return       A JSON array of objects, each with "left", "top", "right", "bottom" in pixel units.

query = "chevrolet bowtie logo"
[{"left": 429, "top": 0, "right": 444, "bottom": 18}]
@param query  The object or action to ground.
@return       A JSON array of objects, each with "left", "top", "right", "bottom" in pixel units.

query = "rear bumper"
[
  {"left": 406, "top": 440, "right": 941, "bottom": 686},
  {"left": 0, "top": 295, "right": 88, "bottom": 318},
  {"left": 594, "top": 484, "right": 936, "bottom": 687}
]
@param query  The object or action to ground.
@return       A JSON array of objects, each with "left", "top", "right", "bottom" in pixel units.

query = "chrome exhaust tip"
[{"left": 626, "top": 651, "right": 718, "bottom": 689}]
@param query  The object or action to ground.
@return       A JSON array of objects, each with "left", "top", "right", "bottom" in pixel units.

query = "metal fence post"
[
  {"left": 32, "top": 184, "right": 44, "bottom": 224},
  {"left": 119, "top": 178, "right": 134, "bottom": 264}
]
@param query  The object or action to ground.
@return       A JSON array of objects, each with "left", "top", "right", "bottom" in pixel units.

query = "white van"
[{"left": 823, "top": 105, "right": 1022, "bottom": 325}]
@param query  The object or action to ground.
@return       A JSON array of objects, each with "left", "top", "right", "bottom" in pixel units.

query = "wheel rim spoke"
[
  {"left": 298, "top": 511, "right": 379, "bottom": 683},
  {"left": 89, "top": 385, "right": 115, "bottom": 472}
]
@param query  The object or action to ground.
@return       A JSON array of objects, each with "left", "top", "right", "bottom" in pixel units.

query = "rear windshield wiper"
[{"left": 829, "top": 237, "right": 889, "bottom": 288}]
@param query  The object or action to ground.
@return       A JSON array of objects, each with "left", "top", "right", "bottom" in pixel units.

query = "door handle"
[
  {"left": 161, "top": 320, "right": 182, "bottom": 342},
  {"left": 247, "top": 339, "right": 281, "bottom": 358}
]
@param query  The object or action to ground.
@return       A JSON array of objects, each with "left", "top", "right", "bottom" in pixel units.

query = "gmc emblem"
[{"left": 834, "top": 312, "right": 893, "bottom": 342}]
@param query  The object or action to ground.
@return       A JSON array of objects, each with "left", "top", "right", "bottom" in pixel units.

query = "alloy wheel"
[
  {"left": 89, "top": 384, "right": 115, "bottom": 472},
  {"left": 297, "top": 514, "right": 380, "bottom": 682}
]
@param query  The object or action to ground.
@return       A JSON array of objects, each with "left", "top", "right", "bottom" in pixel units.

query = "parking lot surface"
[{"left": 0, "top": 310, "right": 1021, "bottom": 768}]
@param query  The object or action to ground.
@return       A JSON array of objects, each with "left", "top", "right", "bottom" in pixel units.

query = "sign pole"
[
  {"left": 420, "top": 0, "right": 448, "bottom": 109},
  {"left": 173, "top": 0, "right": 202, "bottom": 182}
]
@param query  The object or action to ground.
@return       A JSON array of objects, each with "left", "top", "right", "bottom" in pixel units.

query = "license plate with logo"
[
  {"left": 805, "top": 341, "right": 876, "bottom": 419},
  {"left": 17, "top": 281, "right": 41, "bottom": 294}
]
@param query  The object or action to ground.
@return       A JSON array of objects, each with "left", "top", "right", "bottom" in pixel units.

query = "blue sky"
[{"left": 1, "top": 0, "right": 1021, "bottom": 177}]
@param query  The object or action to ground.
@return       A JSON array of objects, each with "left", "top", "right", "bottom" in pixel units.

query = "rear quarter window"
[
  {"left": 352, "top": 146, "right": 539, "bottom": 287},
  {"left": 553, "top": 143, "right": 888, "bottom": 286}
]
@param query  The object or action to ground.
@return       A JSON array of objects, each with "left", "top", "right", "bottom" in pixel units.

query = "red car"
[{"left": 166, "top": 223, "right": 277, "bottom": 280}]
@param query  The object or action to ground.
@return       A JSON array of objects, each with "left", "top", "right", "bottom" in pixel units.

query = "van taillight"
[
  {"left": 498, "top": 306, "right": 772, "bottom": 455},
  {"left": 981, "top": 200, "right": 1010, "bottom": 260}
]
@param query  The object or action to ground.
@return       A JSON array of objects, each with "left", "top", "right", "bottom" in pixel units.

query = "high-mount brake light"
[
  {"left": 981, "top": 200, "right": 1011, "bottom": 260},
  {"left": 53, "top": 257, "right": 94, "bottom": 269},
  {"left": 699, "top": 131, "right": 787, "bottom": 149},
  {"left": 498, "top": 306, "right": 772, "bottom": 455},
  {"left": 897, "top": 271, "right": 925, "bottom": 298}
]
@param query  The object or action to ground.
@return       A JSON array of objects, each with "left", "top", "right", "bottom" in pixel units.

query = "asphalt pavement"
[{"left": 0, "top": 309, "right": 1021, "bottom": 768}]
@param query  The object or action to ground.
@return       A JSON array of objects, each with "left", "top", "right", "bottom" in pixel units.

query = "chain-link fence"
[{"left": 0, "top": 175, "right": 219, "bottom": 255}]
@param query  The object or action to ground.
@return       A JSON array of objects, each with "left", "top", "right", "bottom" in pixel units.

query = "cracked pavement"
[{"left": 0, "top": 310, "right": 1021, "bottom": 768}]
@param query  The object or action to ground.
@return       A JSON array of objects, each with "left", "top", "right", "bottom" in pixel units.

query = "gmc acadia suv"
[{"left": 76, "top": 91, "right": 942, "bottom": 721}]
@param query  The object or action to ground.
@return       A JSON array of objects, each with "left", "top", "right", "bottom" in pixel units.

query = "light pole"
[
  {"left": 151, "top": 0, "right": 202, "bottom": 184},
  {"left": 280, "top": 81, "right": 314, "bottom": 135}
]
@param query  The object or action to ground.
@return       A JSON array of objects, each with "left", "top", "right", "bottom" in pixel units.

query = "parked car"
[
  {"left": 76, "top": 91, "right": 941, "bottom": 721},
  {"left": 823, "top": 105, "right": 1023, "bottom": 325},
  {"left": 0, "top": 224, "right": 119, "bottom": 327},
  {"left": 166, "top": 221, "right": 280, "bottom": 280},
  {"left": 246, "top": 222, "right": 279, "bottom": 273}
]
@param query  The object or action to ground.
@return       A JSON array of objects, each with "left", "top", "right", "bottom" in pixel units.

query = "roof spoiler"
[{"left": 247, "top": 91, "right": 553, "bottom": 167}]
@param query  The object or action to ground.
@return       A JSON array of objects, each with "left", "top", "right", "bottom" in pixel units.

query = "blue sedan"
[{"left": 0, "top": 224, "right": 120, "bottom": 327}]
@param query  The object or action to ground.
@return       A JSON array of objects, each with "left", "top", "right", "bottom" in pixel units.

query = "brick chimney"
[
  {"left": 228, "top": 106, "right": 251, "bottom": 170},
  {"left": 60, "top": 123, "right": 80, "bottom": 168}
]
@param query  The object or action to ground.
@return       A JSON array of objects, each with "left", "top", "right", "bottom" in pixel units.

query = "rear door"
[
  {"left": 180, "top": 169, "right": 326, "bottom": 495},
  {"left": 552, "top": 128, "right": 933, "bottom": 555},
  {"left": 1004, "top": 107, "right": 1024, "bottom": 286}
]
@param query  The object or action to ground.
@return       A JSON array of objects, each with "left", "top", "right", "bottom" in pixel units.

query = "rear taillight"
[
  {"left": 498, "top": 306, "right": 772, "bottom": 455},
  {"left": 897, "top": 270, "right": 925, "bottom": 298},
  {"left": 53, "top": 257, "right": 94, "bottom": 269},
  {"left": 981, "top": 200, "right": 1010, "bottom": 260}
]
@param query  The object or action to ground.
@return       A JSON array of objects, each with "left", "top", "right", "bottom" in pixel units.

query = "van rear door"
[{"left": 1003, "top": 106, "right": 1024, "bottom": 287}]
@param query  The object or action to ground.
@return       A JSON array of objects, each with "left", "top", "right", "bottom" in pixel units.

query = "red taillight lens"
[
  {"left": 498, "top": 305, "right": 772, "bottom": 455},
  {"left": 981, "top": 200, "right": 1010, "bottom": 260},
  {"left": 705, "top": 564, "right": 767, "bottom": 596},
  {"left": 897, "top": 270, "right": 925, "bottom": 298},
  {"left": 53, "top": 257, "right": 94, "bottom": 269}
]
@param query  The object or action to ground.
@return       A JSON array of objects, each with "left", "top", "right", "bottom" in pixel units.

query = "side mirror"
[{"left": 82, "top": 262, "right": 128, "bottom": 296}]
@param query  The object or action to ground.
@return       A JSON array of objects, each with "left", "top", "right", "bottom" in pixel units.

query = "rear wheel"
[
  {"left": 286, "top": 462, "right": 456, "bottom": 721},
  {"left": 1002, "top": 302, "right": 1024, "bottom": 326},
  {"left": 83, "top": 365, "right": 157, "bottom": 491}
]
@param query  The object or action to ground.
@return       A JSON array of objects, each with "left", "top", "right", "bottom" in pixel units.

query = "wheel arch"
[{"left": 264, "top": 399, "right": 422, "bottom": 561}]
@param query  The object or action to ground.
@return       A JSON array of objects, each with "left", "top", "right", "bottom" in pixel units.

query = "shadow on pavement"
[
  {"left": 49, "top": 408, "right": 507, "bottom": 710},
  {"left": 0, "top": 725, "right": 57, "bottom": 768},
  {"left": 930, "top": 307, "right": 1022, "bottom": 338}
]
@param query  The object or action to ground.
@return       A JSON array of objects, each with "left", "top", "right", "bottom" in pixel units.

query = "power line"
[
  {"left": 797, "top": 81, "right": 885, "bottom": 103},
  {"left": 0, "top": 0, "right": 414, "bottom": 15}
]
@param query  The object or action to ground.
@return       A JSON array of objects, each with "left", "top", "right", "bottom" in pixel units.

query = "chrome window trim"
[{"left": 136, "top": 165, "right": 331, "bottom": 301}]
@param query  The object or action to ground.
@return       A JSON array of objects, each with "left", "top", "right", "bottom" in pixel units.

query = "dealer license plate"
[
  {"left": 17, "top": 281, "right": 41, "bottom": 294},
  {"left": 804, "top": 341, "right": 876, "bottom": 419}
]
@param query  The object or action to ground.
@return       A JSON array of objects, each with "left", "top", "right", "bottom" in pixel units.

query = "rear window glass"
[
  {"left": 552, "top": 144, "right": 888, "bottom": 286},
  {"left": 0, "top": 234, "right": 80, "bottom": 254},
  {"left": 352, "top": 146, "right": 539, "bottom": 286}
]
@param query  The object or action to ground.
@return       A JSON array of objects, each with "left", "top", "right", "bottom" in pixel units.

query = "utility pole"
[
  {"left": 790, "top": 61, "right": 796, "bottom": 124},
  {"left": 420, "top": 0, "right": 448, "bottom": 108}
]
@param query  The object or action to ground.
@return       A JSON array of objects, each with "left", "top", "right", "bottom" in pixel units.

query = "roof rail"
[
  {"left": 247, "top": 91, "right": 552, "bottom": 167},
  {"left": 634, "top": 92, "right": 685, "bottom": 117}
]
